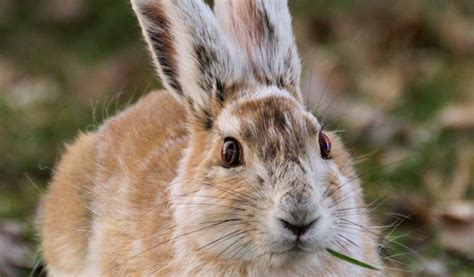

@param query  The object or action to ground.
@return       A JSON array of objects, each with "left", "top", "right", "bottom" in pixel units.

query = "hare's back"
[
  {"left": 90, "top": 90, "right": 189, "bottom": 271},
  {"left": 96, "top": 90, "right": 189, "bottom": 177},
  {"left": 40, "top": 90, "right": 189, "bottom": 275}
]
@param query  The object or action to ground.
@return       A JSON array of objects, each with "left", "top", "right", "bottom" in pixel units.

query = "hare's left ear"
[
  {"left": 215, "top": 0, "right": 302, "bottom": 102},
  {"left": 131, "top": 0, "right": 241, "bottom": 129}
]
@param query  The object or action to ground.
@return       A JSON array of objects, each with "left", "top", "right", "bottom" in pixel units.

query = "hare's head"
[{"left": 132, "top": 0, "right": 363, "bottom": 267}]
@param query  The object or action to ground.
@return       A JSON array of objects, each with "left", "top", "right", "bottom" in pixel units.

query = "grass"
[{"left": 326, "top": 248, "right": 380, "bottom": 271}]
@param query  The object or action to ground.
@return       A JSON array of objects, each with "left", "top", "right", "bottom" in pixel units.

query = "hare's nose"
[{"left": 279, "top": 217, "right": 319, "bottom": 237}]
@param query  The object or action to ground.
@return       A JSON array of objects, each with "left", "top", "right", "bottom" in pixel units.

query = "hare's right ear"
[
  {"left": 131, "top": 0, "right": 241, "bottom": 128},
  {"left": 215, "top": 0, "right": 302, "bottom": 102}
]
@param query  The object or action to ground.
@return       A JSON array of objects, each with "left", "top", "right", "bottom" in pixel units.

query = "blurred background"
[{"left": 0, "top": 0, "right": 473, "bottom": 276}]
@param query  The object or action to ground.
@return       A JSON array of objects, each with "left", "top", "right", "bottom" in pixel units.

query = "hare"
[{"left": 38, "top": 0, "right": 382, "bottom": 276}]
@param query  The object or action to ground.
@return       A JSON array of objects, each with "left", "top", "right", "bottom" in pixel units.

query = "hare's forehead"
[
  {"left": 217, "top": 91, "right": 320, "bottom": 136},
  {"left": 216, "top": 89, "right": 320, "bottom": 160}
]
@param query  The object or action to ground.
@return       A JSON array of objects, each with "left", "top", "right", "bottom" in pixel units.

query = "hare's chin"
[
  {"left": 268, "top": 242, "right": 322, "bottom": 260},
  {"left": 263, "top": 246, "right": 319, "bottom": 266}
]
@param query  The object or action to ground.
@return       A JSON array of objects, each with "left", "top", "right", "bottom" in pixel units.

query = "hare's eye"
[
  {"left": 318, "top": 132, "right": 332, "bottom": 160},
  {"left": 221, "top": 137, "right": 243, "bottom": 168}
]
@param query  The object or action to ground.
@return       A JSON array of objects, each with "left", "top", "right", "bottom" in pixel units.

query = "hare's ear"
[
  {"left": 131, "top": 0, "right": 240, "bottom": 128},
  {"left": 215, "top": 0, "right": 302, "bottom": 102}
]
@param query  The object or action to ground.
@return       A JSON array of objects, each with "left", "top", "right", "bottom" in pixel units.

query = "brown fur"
[
  {"left": 39, "top": 132, "right": 97, "bottom": 273},
  {"left": 39, "top": 91, "right": 188, "bottom": 275}
]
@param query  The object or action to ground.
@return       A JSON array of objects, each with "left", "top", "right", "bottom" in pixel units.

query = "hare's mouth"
[
  {"left": 286, "top": 239, "right": 311, "bottom": 252},
  {"left": 273, "top": 240, "right": 320, "bottom": 256},
  {"left": 265, "top": 245, "right": 316, "bottom": 266}
]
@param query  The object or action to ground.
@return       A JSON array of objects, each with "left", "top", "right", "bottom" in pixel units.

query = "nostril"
[{"left": 279, "top": 217, "right": 319, "bottom": 237}]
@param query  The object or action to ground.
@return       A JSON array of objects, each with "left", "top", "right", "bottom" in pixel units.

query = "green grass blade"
[{"left": 326, "top": 248, "right": 380, "bottom": 271}]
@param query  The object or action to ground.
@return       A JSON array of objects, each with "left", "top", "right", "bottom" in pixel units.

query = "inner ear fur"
[{"left": 215, "top": 0, "right": 303, "bottom": 103}]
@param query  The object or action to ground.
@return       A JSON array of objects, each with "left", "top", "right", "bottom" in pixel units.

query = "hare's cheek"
[
  {"left": 309, "top": 207, "right": 332, "bottom": 233},
  {"left": 323, "top": 164, "right": 354, "bottom": 209},
  {"left": 331, "top": 172, "right": 358, "bottom": 211}
]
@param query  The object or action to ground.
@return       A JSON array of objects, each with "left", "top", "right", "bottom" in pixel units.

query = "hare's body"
[
  {"left": 40, "top": 0, "right": 382, "bottom": 275},
  {"left": 40, "top": 91, "right": 379, "bottom": 276}
]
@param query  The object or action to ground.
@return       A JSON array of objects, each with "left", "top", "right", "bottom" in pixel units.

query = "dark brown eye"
[
  {"left": 221, "top": 137, "right": 243, "bottom": 168},
  {"left": 319, "top": 132, "right": 332, "bottom": 160}
]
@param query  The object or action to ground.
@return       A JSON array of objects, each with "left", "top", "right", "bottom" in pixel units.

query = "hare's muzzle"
[{"left": 274, "top": 188, "right": 322, "bottom": 242}]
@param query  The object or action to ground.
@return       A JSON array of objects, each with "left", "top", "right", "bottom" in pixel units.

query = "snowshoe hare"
[{"left": 39, "top": 0, "right": 382, "bottom": 275}]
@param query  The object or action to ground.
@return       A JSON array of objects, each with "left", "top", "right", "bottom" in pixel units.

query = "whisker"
[
  {"left": 338, "top": 218, "right": 425, "bottom": 264},
  {"left": 195, "top": 229, "right": 244, "bottom": 252},
  {"left": 337, "top": 233, "right": 359, "bottom": 248},
  {"left": 216, "top": 234, "right": 247, "bottom": 259},
  {"left": 111, "top": 220, "right": 247, "bottom": 272},
  {"left": 175, "top": 194, "right": 257, "bottom": 209},
  {"left": 172, "top": 202, "right": 246, "bottom": 211},
  {"left": 229, "top": 239, "right": 254, "bottom": 260}
]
